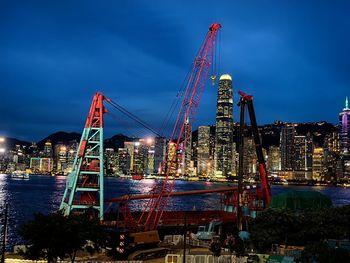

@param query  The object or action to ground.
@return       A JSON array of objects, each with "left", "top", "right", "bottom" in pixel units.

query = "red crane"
[
  {"left": 138, "top": 23, "right": 222, "bottom": 231},
  {"left": 236, "top": 91, "right": 271, "bottom": 229}
]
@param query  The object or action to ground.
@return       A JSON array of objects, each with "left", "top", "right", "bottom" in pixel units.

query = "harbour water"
[{"left": 1, "top": 173, "right": 350, "bottom": 249}]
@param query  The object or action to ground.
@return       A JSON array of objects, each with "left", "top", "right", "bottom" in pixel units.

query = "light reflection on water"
[{"left": 1, "top": 175, "right": 350, "bottom": 250}]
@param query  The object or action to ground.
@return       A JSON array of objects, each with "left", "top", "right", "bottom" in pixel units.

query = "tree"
[
  {"left": 249, "top": 209, "right": 302, "bottom": 252},
  {"left": 18, "top": 212, "right": 105, "bottom": 263}
]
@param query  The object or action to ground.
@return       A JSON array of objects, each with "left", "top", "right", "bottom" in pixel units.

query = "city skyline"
[{"left": 1, "top": 1, "right": 350, "bottom": 141}]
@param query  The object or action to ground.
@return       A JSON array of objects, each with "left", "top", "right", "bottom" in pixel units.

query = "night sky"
[{"left": 1, "top": 0, "right": 350, "bottom": 141}]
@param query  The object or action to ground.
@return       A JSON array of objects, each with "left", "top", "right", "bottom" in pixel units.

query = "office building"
[
  {"left": 214, "top": 74, "right": 234, "bottom": 177},
  {"left": 197, "top": 126, "right": 210, "bottom": 176},
  {"left": 339, "top": 97, "right": 350, "bottom": 154},
  {"left": 280, "top": 124, "right": 295, "bottom": 170}
]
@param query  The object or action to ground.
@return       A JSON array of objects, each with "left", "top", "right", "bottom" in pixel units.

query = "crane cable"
[
  {"left": 158, "top": 63, "right": 193, "bottom": 137},
  {"left": 107, "top": 99, "right": 162, "bottom": 137}
]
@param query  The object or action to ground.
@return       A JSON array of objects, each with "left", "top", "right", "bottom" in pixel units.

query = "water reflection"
[
  {"left": 0, "top": 175, "right": 349, "bottom": 250},
  {"left": 0, "top": 173, "right": 8, "bottom": 204}
]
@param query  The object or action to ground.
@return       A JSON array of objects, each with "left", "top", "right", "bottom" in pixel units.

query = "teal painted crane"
[{"left": 60, "top": 92, "right": 109, "bottom": 220}]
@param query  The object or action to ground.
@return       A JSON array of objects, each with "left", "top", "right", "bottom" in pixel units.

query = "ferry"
[{"left": 11, "top": 171, "right": 30, "bottom": 180}]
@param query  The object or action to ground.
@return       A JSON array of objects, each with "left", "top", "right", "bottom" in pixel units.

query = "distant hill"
[
  {"left": 104, "top": 134, "right": 137, "bottom": 150},
  {"left": 37, "top": 131, "right": 135, "bottom": 150},
  {"left": 37, "top": 131, "right": 81, "bottom": 148},
  {"left": 3, "top": 137, "right": 31, "bottom": 149}
]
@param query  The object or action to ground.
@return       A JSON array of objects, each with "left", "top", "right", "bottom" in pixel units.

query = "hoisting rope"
[{"left": 107, "top": 99, "right": 162, "bottom": 137}]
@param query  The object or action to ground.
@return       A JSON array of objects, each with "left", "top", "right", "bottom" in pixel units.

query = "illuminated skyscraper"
[
  {"left": 197, "top": 126, "right": 210, "bottom": 176},
  {"left": 294, "top": 136, "right": 306, "bottom": 170},
  {"left": 214, "top": 74, "right": 233, "bottom": 177},
  {"left": 154, "top": 137, "right": 166, "bottom": 174},
  {"left": 339, "top": 97, "right": 350, "bottom": 154},
  {"left": 43, "top": 140, "right": 53, "bottom": 158},
  {"left": 280, "top": 124, "right": 295, "bottom": 170},
  {"left": 242, "top": 137, "right": 256, "bottom": 176},
  {"left": 268, "top": 146, "right": 281, "bottom": 172},
  {"left": 117, "top": 148, "right": 130, "bottom": 174},
  {"left": 312, "top": 148, "right": 324, "bottom": 181}
]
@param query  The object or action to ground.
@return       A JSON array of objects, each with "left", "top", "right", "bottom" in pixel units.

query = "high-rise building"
[
  {"left": 305, "top": 133, "right": 313, "bottom": 171},
  {"left": 117, "top": 148, "right": 130, "bottom": 175},
  {"left": 167, "top": 141, "right": 177, "bottom": 175},
  {"left": 43, "top": 140, "right": 53, "bottom": 158},
  {"left": 54, "top": 144, "right": 67, "bottom": 173},
  {"left": 139, "top": 138, "right": 155, "bottom": 175},
  {"left": 268, "top": 146, "right": 281, "bottom": 172},
  {"left": 294, "top": 135, "right": 306, "bottom": 170},
  {"left": 312, "top": 148, "right": 324, "bottom": 181},
  {"left": 214, "top": 74, "right": 233, "bottom": 177},
  {"left": 30, "top": 157, "right": 53, "bottom": 173},
  {"left": 339, "top": 97, "right": 350, "bottom": 154},
  {"left": 105, "top": 148, "right": 117, "bottom": 175},
  {"left": 132, "top": 141, "right": 147, "bottom": 174},
  {"left": 124, "top": 142, "right": 135, "bottom": 171},
  {"left": 197, "top": 126, "right": 210, "bottom": 176},
  {"left": 324, "top": 132, "right": 340, "bottom": 154},
  {"left": 242, "top": 137, "right": 256, "bottom": 177},
  {"left": 231, "top": 142, "right": 238, "bottom": 176},
  {"left": 280, "top": 124, "right": 295, "bottom": 170},
  {"left": 154, "top": 137, "right": 166, "bottom": 174}
]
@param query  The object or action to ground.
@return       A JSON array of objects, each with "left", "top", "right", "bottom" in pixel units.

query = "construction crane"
[
  {"left": 60, "top": 92, "right": 109, "bottom": 220},
  {"left": 60, "top": 23, "right": 222, "bottom": 227},
  {"left": 237, "top": 91, "right": 271, "bottom": 230},
  {"left": 137, "top": 23, "right": 222, "bottom": 231}
]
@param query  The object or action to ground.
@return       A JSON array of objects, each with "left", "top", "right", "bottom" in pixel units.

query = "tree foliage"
[
  {"left": 18, "top": 212, "right": 106, "bottom": 263},
  {"left": 249, "top": 205, "right": 350, "bottom": 259}
]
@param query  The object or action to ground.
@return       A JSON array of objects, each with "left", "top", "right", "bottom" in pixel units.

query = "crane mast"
[
  {"left": 142, "top": 23, "right": 221, "bottom": 231},
  {"left": 60, "top": 92, "right": 109, "bottom": 220}
]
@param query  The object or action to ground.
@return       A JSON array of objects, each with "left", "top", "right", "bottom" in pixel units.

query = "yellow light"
[
  {"left": 0, "top": 148, "right": 5, "bottom": 153},
  {"left": 0, "top": 137, "right": 4, "bottom": 143}
]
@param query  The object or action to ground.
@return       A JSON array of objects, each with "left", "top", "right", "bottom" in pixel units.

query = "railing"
[{"left": 164, "top": 254, "right": 248, "bottom": 263}]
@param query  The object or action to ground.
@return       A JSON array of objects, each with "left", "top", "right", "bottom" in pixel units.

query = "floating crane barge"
[{"left": 59, "top": 23, "right": 271, "bottom": 259}]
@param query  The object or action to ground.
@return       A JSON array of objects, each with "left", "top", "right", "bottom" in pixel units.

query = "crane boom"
[
  {"left": 238, "top": 91, "right": 271, "bottom": 204},
  {"left": 141, "top": 23, "right": 222, "bottom": 231}
]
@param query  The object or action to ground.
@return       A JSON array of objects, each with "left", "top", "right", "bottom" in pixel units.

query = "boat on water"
[
  {"left": 11, "top": 171, "right": 30, "bottom": 180},
  {"left": 132, "top": 174, "right": 144, "bottom": 180}
]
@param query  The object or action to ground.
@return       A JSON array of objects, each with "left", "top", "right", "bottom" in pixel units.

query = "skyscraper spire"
[{"left": 346, "top": 96, "right": 349, "bottom": 109}]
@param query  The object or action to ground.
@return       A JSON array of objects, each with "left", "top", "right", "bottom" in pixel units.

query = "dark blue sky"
[{"left": 1, "top": 0, "right": 350, "bottom": 141}]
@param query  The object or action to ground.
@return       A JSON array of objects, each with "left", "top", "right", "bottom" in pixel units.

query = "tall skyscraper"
[
  {"left": 313, "top": 148, "right": 324, "bottom": 181},
  {"left": 214, "top": 74, "right": 234, "bottom": 177},
  {"left": 305, "top": 133, "right": 313, "bottom": 171},
  {"left": 154, "top": 137, "right": 166, "bottom": 174},
  {"left": 242, "top": 137, "right": 256, "bottom": 176},
  {"left": 294, "top": 135, "right": 306, "bottom": 170},
  {"left": 43, "top": 140, "right": 53, "bottom": 158},
  {"left": 124, "top": 142, "right": 135, "bottom": 172},
  {"left": 339, "top": 97, "right": 350, "bottom": 154},
  {"left": 280, "top": 124, "right": 295, "bottom": 170},
  {"left": 268, "top": 146, "right": 281, "bottom": 172},
  {"left": 197, "top": 126, "right": 210, "bottom": 176}
]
